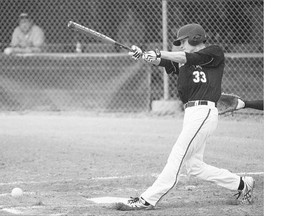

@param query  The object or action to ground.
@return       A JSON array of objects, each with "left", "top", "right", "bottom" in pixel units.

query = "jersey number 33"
[{"left": 193, "top": 71, "right": 207, "bottom": 83}]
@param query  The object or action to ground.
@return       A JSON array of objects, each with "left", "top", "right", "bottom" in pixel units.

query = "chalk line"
[
  {"left": 0, "top": 192, "right": 36, "bottom": 197},
  {"left": 88, "top": 196, "right": 127, "bottom": 204},
  {"left": 1, "top": 206, "right": 67, "bottom": 216},
  {"left": 0, "top": 172, "right": 263, "bottom": 186},
  {"left": 0, "top": 174, "right": 144, "bottom": 186}
]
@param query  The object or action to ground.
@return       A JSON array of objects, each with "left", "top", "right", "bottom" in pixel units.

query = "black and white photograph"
[{"left": 0, "top": 0, "right": 265, "bottom": 215}]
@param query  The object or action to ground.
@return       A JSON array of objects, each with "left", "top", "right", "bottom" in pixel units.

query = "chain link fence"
[{"left": 0, "top": 0, "right": 263, "bottom": 114}]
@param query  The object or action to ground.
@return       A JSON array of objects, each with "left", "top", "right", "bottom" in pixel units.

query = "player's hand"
[
  {"left": 142, "top": 50, "right": 158, "bottom": 62},
  {"left": 128, "top": 45, "right": 142, "bottom": 60}
]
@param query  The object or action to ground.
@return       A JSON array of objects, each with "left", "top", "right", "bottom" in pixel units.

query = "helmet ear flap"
[{"left": 188, "top": 34, "right": 206, "bottom": 46}]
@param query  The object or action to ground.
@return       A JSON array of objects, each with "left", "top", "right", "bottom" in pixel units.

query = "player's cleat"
[
  {"left": 115, "top": 197, "right": 153, "bottom": 211},
  {"left": 234, "top": 176, "right": 255, "bottom": 204}
]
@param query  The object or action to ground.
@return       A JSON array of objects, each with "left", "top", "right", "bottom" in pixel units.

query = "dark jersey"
[{"left": 159, "top": 45, "right": 224, "bottom": 104}]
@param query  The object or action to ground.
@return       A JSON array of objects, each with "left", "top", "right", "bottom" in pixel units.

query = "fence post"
[{"left": 162, "top": 0, "right": 169, "bottom": 100}]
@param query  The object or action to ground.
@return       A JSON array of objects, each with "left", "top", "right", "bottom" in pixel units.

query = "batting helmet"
[{"left": 173, "top": 23, "right": 207, "bottom": 46}]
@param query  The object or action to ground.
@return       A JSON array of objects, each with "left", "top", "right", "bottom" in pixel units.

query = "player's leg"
[
  {"left": 185, "top": 155, "right": 255, "bottom": 204},
  {"left": 184, "top": 119, "right": 255, "bottom": 203},
  {"left": 140, "top": 106, "right": 218, "bottom": 206},
  {"left": 183, "top": 107, "right": 240, "bottom": 189},
  {"left": 185, "top": 154, "right": 241, "bottom": 190},
  {"left": 116, "top": 106, "right": 216, "bottom": 210}
]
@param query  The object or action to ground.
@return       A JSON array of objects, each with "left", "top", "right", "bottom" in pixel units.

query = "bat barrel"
[
  {"left": 67, "top": 21, "right": 75, "bottom": 28},
  {"left": 67, "top": 21, "right": 133, "bottom": 52}
]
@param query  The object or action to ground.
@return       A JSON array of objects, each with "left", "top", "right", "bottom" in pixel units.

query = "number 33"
[{"left": 193, "top": 71, "right": 207, "bottom": 83}]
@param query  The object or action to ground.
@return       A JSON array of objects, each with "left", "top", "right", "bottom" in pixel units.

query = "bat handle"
[
  {"left": 116, "top": 43, "right": 144, "bottom": 55},
  {"left": 115, "top": 42, "right": 133, "bottom": 52}
]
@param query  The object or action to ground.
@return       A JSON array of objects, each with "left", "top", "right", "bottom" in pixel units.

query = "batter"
[{"left": 117, "top": 23, "right": 255, "bottom": 211}]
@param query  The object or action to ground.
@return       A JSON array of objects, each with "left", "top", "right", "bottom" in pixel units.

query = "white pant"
[{"left": 141, "top": 105, "right": 241, "bottom": 206}]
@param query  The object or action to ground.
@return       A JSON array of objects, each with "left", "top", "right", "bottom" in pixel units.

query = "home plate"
[{"left": 88, "top": 197, "right": 127, "bottom": 204}]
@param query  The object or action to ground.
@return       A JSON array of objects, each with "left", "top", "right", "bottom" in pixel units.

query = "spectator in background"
[{"left": 4, "top": 13, "right": 45, "bottom": 55}]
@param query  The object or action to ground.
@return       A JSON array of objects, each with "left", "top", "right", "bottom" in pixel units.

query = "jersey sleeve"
[
  {"left": 185, "top": 45, "right": 224, "bottom": 68},
  {"left": 158, "top": 59, "right": 179, "bottom": 75}
]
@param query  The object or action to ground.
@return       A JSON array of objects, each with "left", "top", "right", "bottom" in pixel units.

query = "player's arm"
[
  {"left": 243, "top": 100, "right": 264, "bottom": 110},
  {"left": 142, "top": 50, "right": 214, "bottom": 67},
  {"left": 142, "top": 51, "right": 186, "bottom": 65},
  {"left": 127, "top": 45, "right": 184, "bottom": 64},
  {"left": 128, "top": 45, "right": 180, "bottom": 74},
  {"left": 159, "top": 51, "right": 186, "bottom": 64}
]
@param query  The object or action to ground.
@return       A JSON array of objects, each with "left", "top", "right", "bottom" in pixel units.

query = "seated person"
[{"left": 4, "top": 13, "right": 45, "bottom": 55}]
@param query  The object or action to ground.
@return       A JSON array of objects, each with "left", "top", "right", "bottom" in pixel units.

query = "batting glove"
[
  {"left": 128, "top": 45, "right": 142, "bottom": 60},
  {"left": 142, "top": 49, "right": 161, "bottom": 62}
]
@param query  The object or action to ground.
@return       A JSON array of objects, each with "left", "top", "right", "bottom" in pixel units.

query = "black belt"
[{"left": 184, "top": 100, "right": 215, "bottom": 109}]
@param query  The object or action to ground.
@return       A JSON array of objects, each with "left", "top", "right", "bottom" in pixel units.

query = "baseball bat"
[{"left": 67, "top": 21, "right": 133, "bottom": 52}]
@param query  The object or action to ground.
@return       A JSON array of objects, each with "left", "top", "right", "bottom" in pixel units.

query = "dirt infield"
[{"left": 0, "top": 114, "right": 264, "bottom": 216}]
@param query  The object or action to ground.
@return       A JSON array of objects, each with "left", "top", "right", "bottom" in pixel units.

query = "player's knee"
[{"left": 186, "top": 158, "right": 205, "bottom": 176}]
